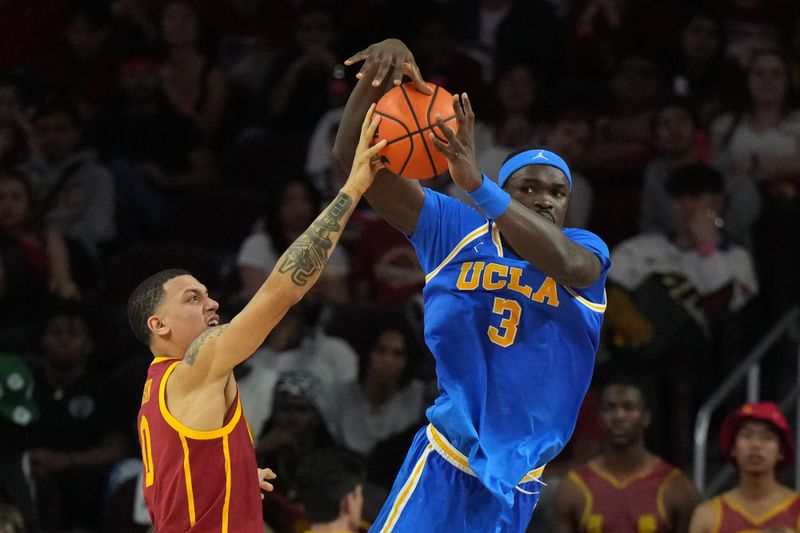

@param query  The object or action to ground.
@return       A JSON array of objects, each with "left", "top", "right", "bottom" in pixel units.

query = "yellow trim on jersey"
[
  {"left": 426, "top": 424, "right": 545, "bottom": 482},
  {"left": 491, "top": 223, "right": 504, "bottom": 257},
  {"left": 425, "top": 223, "right": 489, "bottom": 283},
  {"left": 179, "top": 434, "right": 197, "bottom": 526},
  {"left": 380, "top": 444, "right": 433, "bottom": 532},
  {"left": 158, "top": 361, "right": 243, "bottom": 440},
  {"left": 656, "top": 468, "right": 680, "bottom": 523},
  {"left": 151, "top": 356, "right": 178, "bottom": 365},
  {"left": 711, "top": 497, "right": 723, "bottom": 533},
  {"left": 587, "top": 460, "right": 659, "bottom": 489},
  {"left": 222, "top": 435, "right": 232, "bottom": 533},
  {"left": 722, "top": 493, "right": 800, "bottom": 526},
  {"left": 564, "top": 287, "right": 607, "bottom": 313},
  {"left": 567, "top": 470, "right": 594, "bottom": 529}
]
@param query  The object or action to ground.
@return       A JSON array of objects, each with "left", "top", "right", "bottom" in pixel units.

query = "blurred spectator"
[
  {"left": 0, "top": 171, "right": 78, "bottom": 312},
  {"left": 711, "top": 0, "right": 792, "bottom": 68},
  {"left": 689, "top": 402, "right": 799, "bottom": 533},
  {"left": 473, "top": 63, "right": 543, "bottom": 181},
  {"left": 710, "top": 49, "right": 800, "bottom": 184},
  {"left": 27, "top": 302, "right": 128, "bottom": 531},
  {"left": 0, "top": 503, "right": 25, "bottom": 533},
  {"left": 553, "top": 373, "right": 698, "bottom": 533},
  {"left": 23, "top": 102, "right": 115, "bottom": 254},
  {"left": 605, "top": 166, "right": 758, "bottom": 465},
  {"left": 351, "top": 213, "right": 425, "bottom": 308},
  {"left": 0, "top": 0, "right": 64, "bottom": 70},
  {"left": 324, "top": 322, "right": 425, "bottom": 456},
  {"left": 237, "top": 302, "right": 358, "bottom": 438},
  {"left": 264, "top": 4, "right": 342, "bottom": 142},
  {"left": 541, "top": 112, "right": 595, "bottom": 228},
  {"left": 256, "top": 371, "right": 333, "bottom": 533},
  {"left": 236, "top": 177, "right": 350, "bottom": 307},
  {"left": 305, "top": 107, "right": 346, "bottom": 199},
  {"left": 583, "top": 54, "right": 666, "bottom": 177},
  {"left": 93, "top": 56, "right": 216, "bottom": 239},
  {"left": 641, "top": 101, "right": 761, "bottom": 247},
  {"left": 44, "top": 1, "right": 118, "bottom": 121},
  {"left": 567, "top": 0, "right": 678, "bottom": 85},
  {"left": 664, "top": 10, "right": 744, "bottom": 125},
  {"left": 0, "top": 120, "right": 31, "bottom": 174},
  {"left": 0, "top": 355, "right": 39, "bottom": 531},
  {"left": 158, "top": 0, "right": 228, "bottom": 142},
  {"left": 293, "top": 448, "right": 367, "bottom": 533},
  {"left": 710, "top": 48, "right": 800, "bottom": 317}
]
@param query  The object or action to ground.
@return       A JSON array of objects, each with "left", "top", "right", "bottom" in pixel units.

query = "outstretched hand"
[
  {"left": 344, "top": 38, "right": 432, "bottom": 95},
  {"left": 429, "top": 93, "right": 482, "bottom": 191},
  {"left": 257, "top": 467, "right": 277, "bottom": 499},
  {"left": 346, "top": 103, "right": 387, "bottom": 195}
]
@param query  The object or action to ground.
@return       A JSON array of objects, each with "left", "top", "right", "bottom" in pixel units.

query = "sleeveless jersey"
[
  {"left": 408, "top": 189, "right": 609, "bottom": 506},
  {"left": 711, "top": 492, "right": 800, "bottom": 533},
  {"left": 137, "top": 357, "right": 262, "bottom": 532},
  {"left": 569, "top": 459, "right": 679, "bottom": 533}
]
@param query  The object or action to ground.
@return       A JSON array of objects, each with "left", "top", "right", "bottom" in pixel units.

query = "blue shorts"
[{"left": 369, "top": 425, "right": 544, "bottom": 533}]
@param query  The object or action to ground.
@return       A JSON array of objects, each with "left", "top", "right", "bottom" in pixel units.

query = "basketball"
[{"left": 373, "top": 82, "right": 458, "bottom": 180}]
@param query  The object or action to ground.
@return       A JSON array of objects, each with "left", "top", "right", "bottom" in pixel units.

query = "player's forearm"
[
  {"left": 332, "top": 63, "right": 385, "bottom": 171},
  {"left": 268, "top": 185, "right": 359, "bottom": 297},
  {"left": 495, "top": 202, "right": 600, "bottom": 288}
]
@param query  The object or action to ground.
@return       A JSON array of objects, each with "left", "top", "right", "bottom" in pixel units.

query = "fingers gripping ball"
[{"left": 373, "top": 82, "right": 458, "bottom": 179}]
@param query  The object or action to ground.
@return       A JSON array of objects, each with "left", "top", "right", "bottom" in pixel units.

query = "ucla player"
[{"left": 334, "top": 39, "right": 609, "bottom": 532}]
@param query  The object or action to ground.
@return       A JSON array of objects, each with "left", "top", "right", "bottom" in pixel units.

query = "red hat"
[{"left": 720, "top": 402, "right": 794, "bottom": 469}]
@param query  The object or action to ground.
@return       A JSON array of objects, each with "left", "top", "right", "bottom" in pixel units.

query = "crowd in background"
[{"left": 0, "top": 0, "right": 798, "bottom": 531}]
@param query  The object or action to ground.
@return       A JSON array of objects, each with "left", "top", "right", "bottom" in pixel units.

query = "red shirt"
[
  {"left": 569, "top": 458, "right": 679, "bottom": 533},
  {"left": 711, "top": 492, "right": 800, "bottom": 533},
  {"left": 137, "top": 357, "right": 262, "bottom": 532}
]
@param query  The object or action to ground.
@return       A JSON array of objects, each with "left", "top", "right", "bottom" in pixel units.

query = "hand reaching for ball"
[
  {"left": 430, "top": 93, "right": 482, "bottom": 192},
  {"left": 344, "top": 38, "right": 432, "bottom": 95},
  {"left": 346, "top": 103, "right": 387, "bottom": 196}
]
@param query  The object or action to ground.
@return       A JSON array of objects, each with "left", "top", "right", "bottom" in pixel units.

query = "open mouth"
[
  {"left": 207, "top": 315, "right": 220, "bottom": 327},
  {"left": 536, "top": 210, "right": 555, "bottom": 223}
]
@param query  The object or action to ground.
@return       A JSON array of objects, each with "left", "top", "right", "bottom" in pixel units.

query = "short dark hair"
[
  {"left": 294, "top": 448, "right": 365, "bottom": 524},
  {"left": 598, "top": 370, "right": 651, "bottom": 410},
  {"left": 127, "top": 269, "right": 191, "bottom": 345},
  {"left": 666, "top": 164, "right": 724, "bottom": 198}
]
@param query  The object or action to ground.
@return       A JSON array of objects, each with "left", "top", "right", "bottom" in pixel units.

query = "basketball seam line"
[
  {"left": 375, "top": 111, "right": 415, "bottom": 174},
  {"left": 380, "top": 115, "right": 457, "bottom": 147},
  {"left": 400, "top": 84, "right": 438, "bottom": 176}
]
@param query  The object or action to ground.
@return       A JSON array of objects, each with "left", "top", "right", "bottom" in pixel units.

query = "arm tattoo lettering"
[
  {"left": 185, "top": 323, "right": 231, "bottom": 365},
  {"left": 278, "top": 193, "right": 353, "bottom": 286}
]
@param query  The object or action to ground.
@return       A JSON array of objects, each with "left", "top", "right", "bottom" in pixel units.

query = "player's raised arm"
[
  {"left": 431, "top": 93, "right": 603, "bottom": 288},
  {"left": 332, "top": 39, "right": 428, "bottom": 236},
  {"left": 184, "top": 108, "right": 387, "bottom": 382}
]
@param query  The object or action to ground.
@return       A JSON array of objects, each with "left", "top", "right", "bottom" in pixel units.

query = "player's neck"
[
  {"left": 735, "top": 470, "right": 782, "bottom": 501},
  {"left": 600, "top": 443, "right": 652, "bottom": 476}
]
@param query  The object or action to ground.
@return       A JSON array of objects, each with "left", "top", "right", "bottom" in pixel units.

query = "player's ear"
[{"left": 148, "top": 315, "right": 169, "bottom": 338}]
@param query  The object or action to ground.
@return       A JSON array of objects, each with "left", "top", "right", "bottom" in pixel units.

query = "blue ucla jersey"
[{"left": 409, "top": 189, "right": 610, "bottom": 507}]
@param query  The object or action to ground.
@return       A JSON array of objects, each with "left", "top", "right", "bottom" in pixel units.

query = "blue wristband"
[{"left": 467, "top": 174, "right": 511, "bottom": 219}]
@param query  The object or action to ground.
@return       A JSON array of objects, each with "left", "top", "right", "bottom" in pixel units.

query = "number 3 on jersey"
[{"left": 488, "top": 297, "right": 521, "bottom": 347}]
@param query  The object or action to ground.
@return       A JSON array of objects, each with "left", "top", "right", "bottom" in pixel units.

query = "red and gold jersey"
[
  {"left": 711, "top": 492, "right": 800, "bottom": 533},
  {"left": 137, "top": 357, "right": 262, "bottom": 533},
  {"left": 569, "top": 458, "right": 679, "bottom": 533}
]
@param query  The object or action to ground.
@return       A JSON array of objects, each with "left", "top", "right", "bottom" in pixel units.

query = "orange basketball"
[{"left": 373, "top": 82, "right": 458, "bottom": 180}]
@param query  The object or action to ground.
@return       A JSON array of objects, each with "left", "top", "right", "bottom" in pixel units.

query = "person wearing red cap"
[{"left": 689, "top": 402, "right": 800, "bottom": 533}]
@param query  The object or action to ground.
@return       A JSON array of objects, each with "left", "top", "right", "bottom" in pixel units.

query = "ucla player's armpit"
[
  {"left": 409, "top": 188, "right": 486, "bottom": 274},
  {"left": 563, "top": 228, "right": 611, "bottom": 273}
]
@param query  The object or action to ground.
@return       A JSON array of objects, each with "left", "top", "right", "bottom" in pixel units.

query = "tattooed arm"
[{"left": 179, "top": 106, "right": 387, "bottom": 383}]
